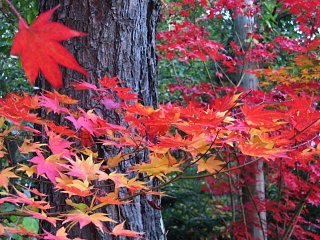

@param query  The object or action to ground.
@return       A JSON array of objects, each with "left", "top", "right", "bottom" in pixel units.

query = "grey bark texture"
[
  {"left": 38, "top": 1, "right": 165, "bottom": 239},
  {"left": 234, "top": 0, "right": 267, "bottom": 239}
]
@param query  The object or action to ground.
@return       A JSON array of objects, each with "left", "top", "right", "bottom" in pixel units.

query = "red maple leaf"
[{"left": 10, "top": 5, "right": 88, "bottom": 88}]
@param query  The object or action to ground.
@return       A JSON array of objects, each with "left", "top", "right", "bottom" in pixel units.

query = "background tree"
[{"left": 233, "top": 1, "right": 267, "bottom": 239}]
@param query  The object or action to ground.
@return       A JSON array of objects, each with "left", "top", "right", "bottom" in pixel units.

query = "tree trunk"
[
  {"left": 38, "top": 1, "right": 165, "bottom": 239},
  {"left": 234, "top": 1, "right": 267, "bottom": 239}
]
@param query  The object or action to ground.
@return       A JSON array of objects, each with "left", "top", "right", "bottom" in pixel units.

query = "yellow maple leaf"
[
  {"left": 63, "top": 211, "right": 116, "bottom": 231},
  {"left": 130, "top": 153, "right": 181, "bottom": 181},
  {"left": 19, "top": 139, "right": 46, "bottom": 154},
  {"left": 79, "top": 148, "right": 98, "bottom": 158},
  {"left": 107, "top": 153, "right": 123, "bottom": 168},
  {"left": 197, "top": 157, "right": 224, "bottom": 173},
  {"left": 98, "top": 171, "right": 129, "bottom": 188},
  {"left": 0, "top": 138, "right": 7, "bottom": 157},
  {"left": 17, "top": 164, "right": 37, "bottom": 177}
]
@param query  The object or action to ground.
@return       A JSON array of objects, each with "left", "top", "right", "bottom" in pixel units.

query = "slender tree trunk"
[
  {"left": 234, "top": 1, "right": 267, "bottom": 239},
  {"left": 38, "top": 1, "right": 165, "bottom": 239}
]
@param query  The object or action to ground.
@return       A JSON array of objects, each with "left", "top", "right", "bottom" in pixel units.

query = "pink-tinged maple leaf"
[
  {"left": 0, "top": 223, "right": 4, "bottom": 235},
  {"left": 29, "top": 151, "right": 66, "bottom": 183},
  {"left": 29, "top": 187, "right": 47, "bottom": 197},
  {"left": 10, "top": 6, "right": 88, "bottom": 88},
  {"left": 102, "top": 98, "right": 120, "bottom": 110},
  {"left": 22, "top": 210, "right": 59, "bottom": 227},
  {"left": 39, "top": 94, "right": 68, "bottom": 114},
  {"left": 65, "top": 113, "right": 95, "bottom": 135},
  {"left": 70, "top": 81, "right": 99, "bottom": 91},
  {"left": 47, "top": 131, "right": 74, "bottom": 158},
  {"left": 43, "top": 227, "right": 83, "bottom": 240},
  {"left": 63, "top": 211, "right": 116, "bottom": 231},
  {"left": 111, "top": 221, "right": 144, "bottom": 238},
  {"left": 3, "top": 187, "right": 51, "bottom": 210}
]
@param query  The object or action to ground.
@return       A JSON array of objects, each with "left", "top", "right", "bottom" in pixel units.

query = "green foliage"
[
  {"left": 0, "top": 0, "right": 37, "bottom": 96},
  {"left": 162, "top": 179, "right": 229, "bottom": 240},
  {"left": 22, "top": 217, "right": 39, "bottom": 233}
]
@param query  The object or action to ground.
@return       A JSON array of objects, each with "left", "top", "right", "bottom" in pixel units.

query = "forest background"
[{"left": 0, "top": 0, "right": 319, "bottom": 239}]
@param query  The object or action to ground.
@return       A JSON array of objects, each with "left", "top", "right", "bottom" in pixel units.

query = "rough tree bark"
[
  {"left": 234, "top": 0, "right": 267, "bottom": 239},
  {"left": 38, "top": 1, "right": 165, "bottom": 239}
]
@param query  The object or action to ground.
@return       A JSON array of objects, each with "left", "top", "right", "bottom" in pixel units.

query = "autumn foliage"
[{"left": 0, "top": 1, "right": 319, "bottom": 239}]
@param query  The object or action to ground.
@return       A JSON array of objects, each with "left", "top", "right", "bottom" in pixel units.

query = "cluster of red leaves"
[
  {"left": 158, "top": 0, "right": 320, "bottom": 84},
  {"left": 169, "top": 81, "right": 320, "bottom": 239},
  {"left": 157, "top": 21, "right": 237, "bottom": 72},
  {"left": 280, "top": 0, "right": 320, "bottom": 35}
]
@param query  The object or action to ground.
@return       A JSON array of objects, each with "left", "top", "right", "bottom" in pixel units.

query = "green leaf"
[
  {"left": 22, "top": 217, "right": 39, "bottom": 233},
  {"left": 0, "top": 203, "right": 16, "bottom": 212}
]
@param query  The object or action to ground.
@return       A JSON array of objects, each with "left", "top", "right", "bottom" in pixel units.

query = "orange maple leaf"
[
  {"left": 0, "top": 167, "right": 18, "bottom": 191},
  {"left": 238, "top": 140, "right": 289, "bottom": 160},
  {"left": 96, "top": 194, "right": 130, "bottom": 206},
  {"left": 19, "top": 139, "right": 46, "bottom": 154},
  {"left": 55, "top": 174, "right": 93, "bottom": 197},
  {"left": 111, "top": 221, "right": 144, "bottom": 238},
  {"left": 10, "top": 6, "right": 88, "bottom": 88}
]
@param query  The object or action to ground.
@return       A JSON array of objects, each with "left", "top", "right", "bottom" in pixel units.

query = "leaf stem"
[{"left": 4, "top": 0, "right": 23, "bottom": 21}]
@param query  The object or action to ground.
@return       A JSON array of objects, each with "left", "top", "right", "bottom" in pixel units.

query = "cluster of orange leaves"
[{"left": 0, "top": 74, "right": 319, "bottom": 238}]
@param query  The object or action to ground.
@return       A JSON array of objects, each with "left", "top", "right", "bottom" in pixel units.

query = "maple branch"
[
  {"left": 14, "top": 172, "right": 52, "bottom": 184},
  {"left": 118, "top": 138, "right": 219, "bottom": 203},
  {"left": 203, "top": 61, "right": 213, "bottom": 83},
  {"left": 180, "top": 157, "right": 261, "bottom": 179},
  {"left": 4, "top": 0, "right": 23, "bottom": 21},
  {"left": 0, "top": 212, "right": 30, "bottom": 217},
  {"left": 227, "top": 161, "right": 236, "bottom": 239},
  {"left": 280, "top": 187, "right": 313, "bottom": 240}
]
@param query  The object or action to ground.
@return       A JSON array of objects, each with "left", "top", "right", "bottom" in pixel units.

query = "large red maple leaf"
[{"left": 11, "top": 5, "right": 88, "bottom": 88}]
